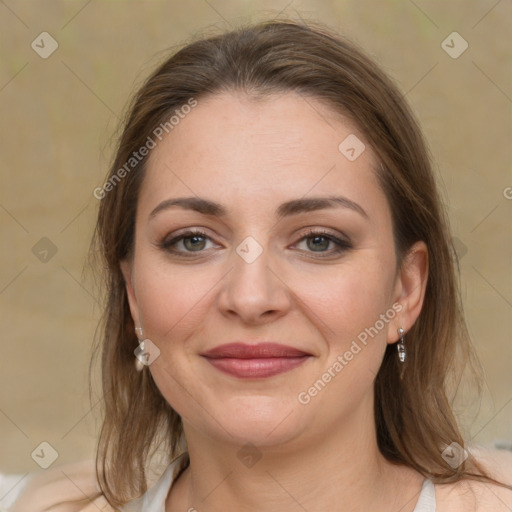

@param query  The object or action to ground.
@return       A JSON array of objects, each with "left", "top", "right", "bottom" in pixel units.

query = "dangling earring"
[
  {"left": 134, "top": 326, "right": 145, "bottom": 372},
  {"left": 397, "top": 327, "right": 406, "bottom": 363}
]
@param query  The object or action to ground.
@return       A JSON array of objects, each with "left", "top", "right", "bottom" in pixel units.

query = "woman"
[{"left": 10, "top": 18, "right": 512, "bottom": 512}]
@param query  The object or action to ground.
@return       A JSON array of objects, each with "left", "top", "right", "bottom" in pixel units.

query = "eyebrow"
[{"left": 149, "top": 195, "right": 369, "bottom": 221}]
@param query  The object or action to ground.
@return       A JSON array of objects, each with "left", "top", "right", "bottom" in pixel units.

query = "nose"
[{"left": 216, "top": 239, "right": 292, "bottom": 325}]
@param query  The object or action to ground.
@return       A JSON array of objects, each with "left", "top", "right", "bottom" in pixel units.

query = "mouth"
[{"left": 200, "top": 342, "right": 312, "bottom": 379}]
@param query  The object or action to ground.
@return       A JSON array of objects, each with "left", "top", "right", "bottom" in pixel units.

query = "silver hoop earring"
[{"left": 397, "top": 327, "right": 406, "bottom": 363}]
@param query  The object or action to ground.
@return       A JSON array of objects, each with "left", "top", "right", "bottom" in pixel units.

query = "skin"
[{"left": 121, "top": 91, "right": 430, "bottom": 511}]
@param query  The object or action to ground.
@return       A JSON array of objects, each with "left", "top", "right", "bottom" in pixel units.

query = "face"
[{"left": 121, "top": 91, "right": 426, "bottom": 451}]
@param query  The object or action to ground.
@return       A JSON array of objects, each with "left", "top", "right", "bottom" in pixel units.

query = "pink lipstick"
[{"left": 201, "top": 342, "right": 311, "bottom": 379}]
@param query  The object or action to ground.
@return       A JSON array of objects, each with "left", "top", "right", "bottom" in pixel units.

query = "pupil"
[
  {"left": 309, "top": 236, "right": 328, "bottom": 251},
  {"left": 186, "top": 236, "right": 204, "bottom": 250}
]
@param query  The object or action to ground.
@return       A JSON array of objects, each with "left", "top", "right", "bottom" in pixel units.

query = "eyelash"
[{"left": 159, "top": 228, "right": 353, "bottom": 258}]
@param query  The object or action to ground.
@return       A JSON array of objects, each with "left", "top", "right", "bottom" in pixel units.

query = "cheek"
[
  {"left": 292, "top": 268, "right": 394, "bottom": 414},
  {"left": 292, "top": 258, "right": 397, "bottom": 397},
  {"left": 296, "top": 259, "right": 396, "bottom": 340},
  {"left": 132, "top": 258, "right": 217, "bottom": 422},
  {"left": 134, "top": 265, "right": 213, "bottom": 345}
]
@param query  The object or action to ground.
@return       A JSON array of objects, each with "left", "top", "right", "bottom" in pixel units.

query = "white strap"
[{"left": 413, "top": 478, "right": 436, "bottom": 512}]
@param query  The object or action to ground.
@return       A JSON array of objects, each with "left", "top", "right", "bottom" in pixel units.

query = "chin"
[{"left": 210, "top": 396, "right": 306, "bottom": 447}]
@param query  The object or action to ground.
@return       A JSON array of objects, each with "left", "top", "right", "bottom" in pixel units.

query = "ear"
[
  {"left": 120, "top": 259, "right": 141, "bottom": 330},
  {"left": 387, "top": 240, "right": 428, "bottom": 344}
]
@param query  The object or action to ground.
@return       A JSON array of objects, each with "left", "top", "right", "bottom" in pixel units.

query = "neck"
[{"left": 167, "top": 393, "right": 424, "bottom": 512}]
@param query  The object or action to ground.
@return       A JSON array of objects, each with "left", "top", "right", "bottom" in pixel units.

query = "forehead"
[{"left": 138, "top": 91, "right": 388, "bottom": 223}]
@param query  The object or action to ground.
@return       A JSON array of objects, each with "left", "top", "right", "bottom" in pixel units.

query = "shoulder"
[
  {"left": 471, "top": 445, "right": 512, "bottom": 481},
  {"left": 9, "top": 459, "right": 117, "bottom": 512},
  {"left": 435, "top": 446, "right": 512, "bottom": 512}
]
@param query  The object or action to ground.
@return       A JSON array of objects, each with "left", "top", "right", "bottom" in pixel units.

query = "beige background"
[{"left": 0, "top": 0, "right": 511, "bottom": 479}]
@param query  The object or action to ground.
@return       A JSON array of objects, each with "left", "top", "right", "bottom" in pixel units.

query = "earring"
[
  {"left": 397, "top": 327, "right": 406, "bottom": 363},
  {"left": 135, "top": 326, "right": 145, "bottom": 372}
]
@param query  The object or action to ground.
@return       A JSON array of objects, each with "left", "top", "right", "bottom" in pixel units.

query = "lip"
[{"left": 201, "top": 342, "right": 312, "bottom": 379}]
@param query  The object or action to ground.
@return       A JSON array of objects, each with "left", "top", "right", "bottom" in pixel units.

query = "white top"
[
  {"left": 120, "top": 453, "right": 436, "bottom": 511},
  {"left": 0, "top": 474, "right": 29, "bottom": 511},
  {"left": 414, "top": 477, "right": 437, "bottom": 511}
]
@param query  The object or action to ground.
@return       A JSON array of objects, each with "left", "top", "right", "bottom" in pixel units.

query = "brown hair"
[{"left": 91, "top": 18, "right": 510, "bottom": 507}]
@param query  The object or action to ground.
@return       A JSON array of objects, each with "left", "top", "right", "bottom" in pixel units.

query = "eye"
[
  {"left": 160, "top": 229, "right": 217, "bottom": 254},
  {"left": 159, "top": 228, "right": 352, "bottom": 258},
  {"left": 294, "top": 229, "right": 352, "bottom": 257}
]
